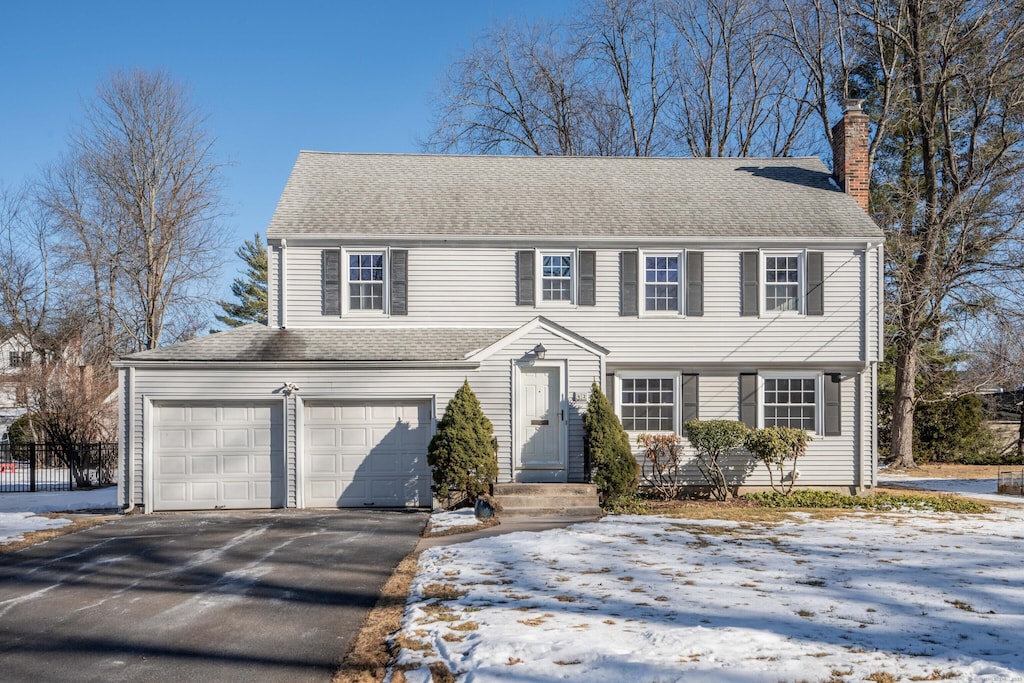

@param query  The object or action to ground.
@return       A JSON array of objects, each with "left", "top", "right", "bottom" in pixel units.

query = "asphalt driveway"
[{"left": 0, "top": 509, "right": 428, "bottom": 682}]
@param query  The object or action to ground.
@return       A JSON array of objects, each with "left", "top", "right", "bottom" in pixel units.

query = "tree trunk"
[{"left": 890, "top": 338, "right": 919, "bottom": 468}]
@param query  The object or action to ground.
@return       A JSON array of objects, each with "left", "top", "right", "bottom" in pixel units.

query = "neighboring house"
[
  {"left": 0, "top": 333, "right": 39, "bottom": 435},
  {"left": 115, "top": 102, "right": 882, "bottom": 513}
]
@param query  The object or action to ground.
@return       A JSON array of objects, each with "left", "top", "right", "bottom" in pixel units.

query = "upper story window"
[
  {"left": 644, "top": 253, "right": 680, "bottom": 312},
  {"left": 8, "top": 352, "right": 31, "bottom": 368},
  {"left": 348, "top": 252, "right": 385, "bottom": 311},
  {"left": 764, "top": 254, "right": 801, "bottom": 312},
  {"left": 763, "top": 375, "right": 817, "bottom": 431},
  {"left": 541, "top": 253, "right": 573, "bottom": 302}
]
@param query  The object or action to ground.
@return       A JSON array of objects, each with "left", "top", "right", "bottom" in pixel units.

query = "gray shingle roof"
[
  {"left": 118, "top": 325, "right": 514, "bottom": 363},
  {"left": 266, "top": 153, "right": 882, "bottom": 240}
]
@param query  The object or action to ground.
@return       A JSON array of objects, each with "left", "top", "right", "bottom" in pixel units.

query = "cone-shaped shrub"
[
  {"left": 427, "top": 380, "right": 499, "bottom": 507},
  {"left": 583, "top": 382, "right": 639, "bottom": 506}
]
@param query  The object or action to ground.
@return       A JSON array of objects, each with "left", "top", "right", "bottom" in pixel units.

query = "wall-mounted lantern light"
[{"left": 532, "top": 343, "right": 547, "bottom": 360}]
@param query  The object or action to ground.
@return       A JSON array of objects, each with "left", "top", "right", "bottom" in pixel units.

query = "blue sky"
[{"left": 0, "top": 0, "right": 571, "bottom": 297}]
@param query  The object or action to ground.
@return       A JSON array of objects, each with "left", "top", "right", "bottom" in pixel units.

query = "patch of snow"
[
  {"left": 0, "top": 512, "right": 70, "bottom": 545},
  {"left": 0, "top": 487, "right": 116, "bottom": 546},
  {"left": 0, "top": 487, "right": 117, "bottom": 514},
  {"left": 394, "top": 508, "right": 1024, "bottom": 681},
  {"left": 879, "top": 475, "right": 1023, "bottom": 504},
  {"left": 429, "top": 509, "right": 482, "bottom": 533}
]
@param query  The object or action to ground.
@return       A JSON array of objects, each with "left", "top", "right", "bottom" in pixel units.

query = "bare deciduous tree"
[
  {"left": 855, "top": 0, "right": 1024, "bottom": 468},
  {"left": 427, "top": 0, "right": 826, "bottom": 157},
  {"left": 40, "top": 68, "right": 227, "bottom": 357}
]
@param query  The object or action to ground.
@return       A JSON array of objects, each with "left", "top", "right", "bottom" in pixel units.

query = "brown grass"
[
  {"left": 0, "top": 514, "right": 113, "bottom": 555},
  {"left": 333, "top": 549, "right": 423, "bottom": 683},
  {"left": 885, "top": 463, "right": 1005, "bottom": 479}
]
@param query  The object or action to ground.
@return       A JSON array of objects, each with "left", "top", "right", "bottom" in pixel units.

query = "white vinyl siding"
[{"left": 278, "top": 244, "right": 871, "bottom": 364}]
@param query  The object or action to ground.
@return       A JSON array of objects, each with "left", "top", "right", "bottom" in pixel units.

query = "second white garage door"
[{"left": 303, "top": 400, "right": 433, "bottom": 507}]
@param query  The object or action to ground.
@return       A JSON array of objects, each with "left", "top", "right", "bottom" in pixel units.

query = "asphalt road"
[{"left": 0, "top": 509, "right": 428, "bottom": 682}]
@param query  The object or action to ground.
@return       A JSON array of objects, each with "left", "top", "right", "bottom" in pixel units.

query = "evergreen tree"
[
  {"left": 215, "top": 233, "right": 267, "bottom": 327},
  {"left": 427, "top": 380, "right": 499, "bottom": 507},
  {"left": 582, "top": 382, "right": 638, "bottom": 506}
]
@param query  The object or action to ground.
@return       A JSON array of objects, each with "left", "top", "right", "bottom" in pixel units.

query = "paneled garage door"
[
  {"left": 303, "top": 401, "right": 432, "bottom": 507},
  {"left": 152, "top": 401, "right": 285, "bottom": 511}
]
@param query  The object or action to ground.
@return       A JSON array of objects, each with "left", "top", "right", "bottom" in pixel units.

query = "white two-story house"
[{"left": 115, "top": 103, "right": 882, "bottom": 513}]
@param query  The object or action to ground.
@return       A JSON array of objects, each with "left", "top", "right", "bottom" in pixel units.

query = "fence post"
[{"left": 29, "top": 442, "right": 36, "bottom": 493}]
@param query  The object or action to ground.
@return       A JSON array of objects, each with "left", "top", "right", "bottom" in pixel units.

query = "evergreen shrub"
[
  {"left": 427, "top": 380, "right": 498, "bottom": 508},
  {"left": 582, "top": 382, "right": 639, "bottom": 506}
]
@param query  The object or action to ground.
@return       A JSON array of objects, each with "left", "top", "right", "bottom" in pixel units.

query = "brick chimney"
[{"left": 831, "top": 99, "right": 870, "bottom": 213}]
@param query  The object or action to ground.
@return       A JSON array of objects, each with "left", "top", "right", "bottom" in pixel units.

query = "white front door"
[{"left": 517, "top": 365, "right": 566, "bottom": 482}]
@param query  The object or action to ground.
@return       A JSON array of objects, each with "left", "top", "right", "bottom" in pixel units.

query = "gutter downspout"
[{"left": 280, "top": 239, "right": 288, "bottom": 329}]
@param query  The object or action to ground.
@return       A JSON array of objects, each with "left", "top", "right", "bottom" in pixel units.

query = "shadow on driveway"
[{"left": 0, "top": 509, "right": 427, "bottom": 682}]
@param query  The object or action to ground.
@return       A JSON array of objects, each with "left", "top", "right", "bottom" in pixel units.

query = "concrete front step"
[{"left": 492, "top": 483, "right": 601, "bottom": 520}]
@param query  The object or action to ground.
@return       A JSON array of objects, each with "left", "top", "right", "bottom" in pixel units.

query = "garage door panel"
[
  {"left": 304, "top": 400, "right": 432, "bottom": 508},
  {"left": 153, "top": 401, "right": 284, "bottom": 511},
  {"left": 158, "top": 429, "right": 187, "bottom": 449},
  {"left": 190, "top": 406, "right": 218, "bottom": 421},
  {"left": 191, "top": 429, "right": 217, "bottom": 448}
]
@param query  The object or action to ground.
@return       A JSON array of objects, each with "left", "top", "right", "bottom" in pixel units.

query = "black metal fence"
[{"left": 0, "top": 442, "right": 117, "bottom": 492}]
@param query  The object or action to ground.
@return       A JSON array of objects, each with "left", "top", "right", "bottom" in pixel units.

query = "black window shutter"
[
  {"left": 390, "top": 249, "right": 408, "bottom": 316},
  {"left": 605, "top": 373, "right": 615, "bottom": 410},
  {"left": 824, "top": 373, "right": 842, "bottom": 436},
  {"left": 740, "top": 252, "right": 759, "bottom": 316},
  {"left": 322, "top": 249, "right": 340, "bottom": 316},
  {"left": 516, "top": 251, "right": 534, "bottom": 306},
  {"left": 806, "top": 251, "right": 824, "bottom": 316},
  {"left": 740, "top": 372, "right": 758, "bottom": 428},
  {"left": 620, "top": 251, "right": 638, "bottom": 316},
  {"left": 686, "top": 252, "right": 704, "bottom": 317},
  {"left": 579, "top": 250, "right": 596, "bottom": 306},
  {"left": 682, "top": 373, "right": 699, "bottom": 435}
]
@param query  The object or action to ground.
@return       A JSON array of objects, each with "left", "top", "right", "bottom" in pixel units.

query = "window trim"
[
  {"left": 615, "top": 371, "right": 681, "bottom": 434},
  {"left": 758, "top": 371, "right": 822, "bottom": 434},
  {"left": 761, "top": 250, "right": 805, "bottom": 316},
  {"left": 639, "top": 250, "right": 684, "bottom": 316},
  {"left": 342, "top": 248, "right": 389, "bottom": 316},
  {"left": 536, "top": 250, "right": 577, "bottom": 305}
]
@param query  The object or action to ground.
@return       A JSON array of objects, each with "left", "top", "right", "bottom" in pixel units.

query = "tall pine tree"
[{"left": 216, "top": 233, "right": 268, "bottom": 327}]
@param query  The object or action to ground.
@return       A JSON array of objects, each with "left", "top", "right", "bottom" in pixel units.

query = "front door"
[{"left": 517, "top": 365, "right": 566, "bottom": 482}]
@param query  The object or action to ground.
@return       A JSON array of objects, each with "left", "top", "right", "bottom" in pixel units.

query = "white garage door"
[
  {"left": 153, "top": 401, "right": 285, "bottom": 511},
  {"left": 303, "top": 401, "right": 432, "bottom": 507}
]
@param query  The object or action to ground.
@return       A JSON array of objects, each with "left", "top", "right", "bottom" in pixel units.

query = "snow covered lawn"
[
  {"left": 395, "top": 506, "right": 1024, "bottom": 682},
  {"left": 0, "top": 487, "right": 117, "bottom": 546}
]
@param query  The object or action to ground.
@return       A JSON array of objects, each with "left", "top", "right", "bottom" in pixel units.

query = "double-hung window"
[
  {"left": 619, "top": 375, "right": 676, "bottom": 432},
  {"left": 643, "top": 253, "right": 680, "bottom": 312},
  {"left": 541, "top": 253, "right": 573, "bottom": 302},
  {"left": 8, "top": 352, "right": 31, "bottom": 368},
  {"left": 763, "top": 253, "right": 801, "bottom": 313},
  {"left": 763, "top": 375, "right": 817, "bottom": 431},
  {"left": 348, "top": 252, "right": 385, "bottom": 311}
]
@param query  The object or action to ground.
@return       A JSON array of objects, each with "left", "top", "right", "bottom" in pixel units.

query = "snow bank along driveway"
[{"left": 395, "top": 508, "right": 1024, "bottom": 682}]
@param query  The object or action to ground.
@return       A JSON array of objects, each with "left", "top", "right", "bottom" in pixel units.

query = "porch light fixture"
[
  {"left": 282, "top": 382, "right": 299, "bottom": 395},
  {"left": 532, "top": 343, "right": 547, "bottom": 360}
]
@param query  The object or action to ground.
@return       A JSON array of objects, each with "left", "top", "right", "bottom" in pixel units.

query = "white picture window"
[
  {"left": 541, "top": 253, "right": 573, "bottom": 302},
  {"left": 762, "top": 375, "right": 818, "bottom": 432},
  {"left": 643, "top": 253, "right": 681, "bottom": 313},
  {"left": 619, "top": 374, "right": 677, "bottom": 432},
  {"left": 764, "top": 253, "right": 802, "bottom": 313},
  {"left": 348, "top": 251, "right": 386, "bottom": 311}
]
